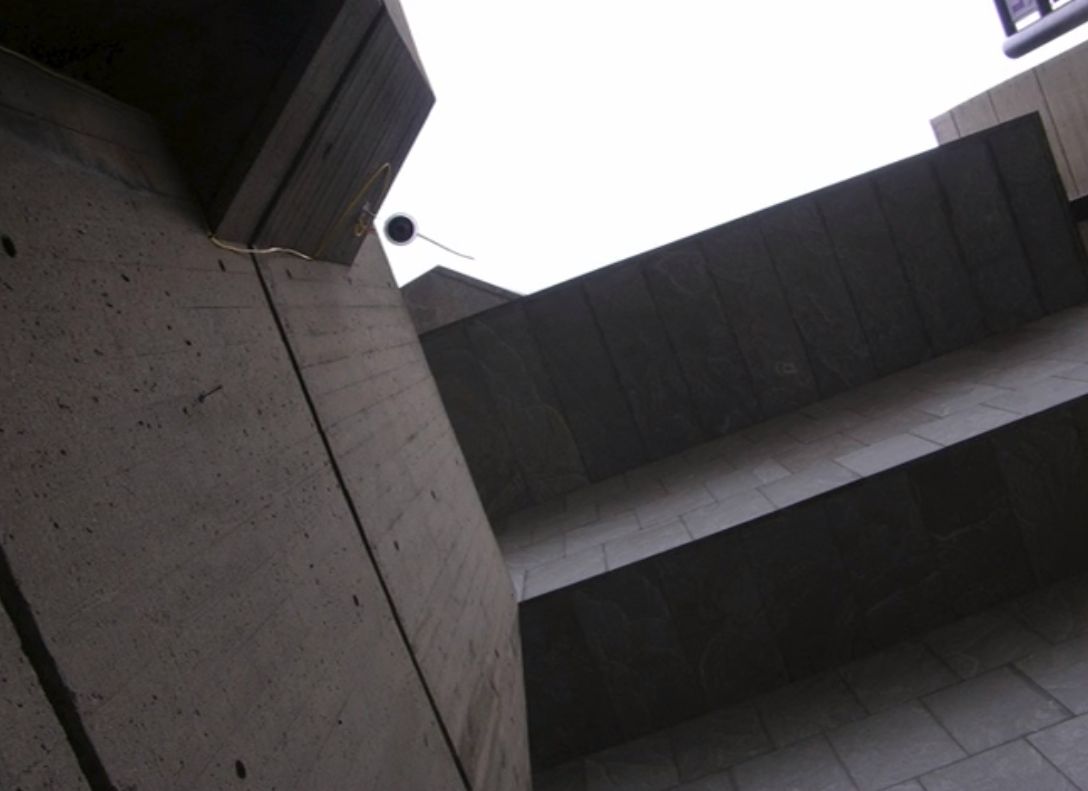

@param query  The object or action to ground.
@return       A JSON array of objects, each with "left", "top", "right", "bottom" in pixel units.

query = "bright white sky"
[{"left": 379, "top": 1, "right": 1088, "bottom": 294}]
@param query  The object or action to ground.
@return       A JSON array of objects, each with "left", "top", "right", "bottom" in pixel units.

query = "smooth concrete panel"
[
  {"left": 824, "top": 474, "right": 950, "bottom": 649},
  {"left": 987, "top": 115, "right": 1088, "bottom": 312},
  {"left": 759, "top": 197, "right": 876, "bottom": 397},
  {"left": 583, "top": 263, "right": 704, "bottom": 460},
  {"left": 933, "top": 136, "right": 1043, "bottom": 332},
  {"left": 989, "top": 71, "right": 1076, "bottom": 194},
  {"left": 423, "top": 323, "right": 532, "bottom": 517},
  {"left": 405, "top": 266, "right": 518, "bottom": 334},
  {"left": 699, "top": 218, "right": 820, "bottom": 417},
  {"left": 873, "top": 158, "right": 989, "bottom": 354},
  {"left": 570, "top": 568, "right": 704, "bottom": 742},
  {"left": 817, "top": 177, "right": 932, "bottom": 375},
  {"left": 525, "top": 283, "right": 647, "bottom": 482},
  {"left": 1037, "top": 41, "right": 1088, "bottom": 196},
  {"left": 993, "top": 410, "right": 1088, "bottom": 586},
  {"left": 931, "top": 111, "right": 960, "bottom": 144},
  {"left": 908, "top": 439, "right": 1035, "bottom": 616},
  {"left": 742, "top": 501, "right": 869, "bottom": 679},
  {"left": 641, "top": 242, "right": 762, "bottom": 436},
  {"left": 464, "top": 302, "right": 589, "bottom": 505},
  {"left": 950, "top": 93, "right": 998, "bottom": 137}
]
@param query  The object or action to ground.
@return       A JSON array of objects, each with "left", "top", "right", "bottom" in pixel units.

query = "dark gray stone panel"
[
  {"left": 933, "top": 136, "right": 1044, "bottom": 332},
  {"left": 583, "top": 264, "right": 705, "bottom": 460},
  {"left": 987, "top": 115, "right": 1088, "bottom": 312},
  {"left": 571, "top": 567, "right": 704, "bottom": 743},
  {"left": 421, "top": 324, "right": 530, "bottom": 516},
  {"left": 993, "top": 408, "right": 1088, "bottom": 585},
  {"left": 465, "top": 302, "right": 588, "bottom": 504},
  {"left": 524, "top": 283, "right": 646, "bottom": 481},
  {"left": 758, "top": 197, "right": 876, "bottom": 397},
  {"left": 640, "top": 243, "right": 762, "bottom": 436},
  {"left": 872, "top": 158, "right": 988, "bottom": 354},
  {"left": 699, "top": 218, "right": 819, "bottom": 417},
  {"left": 653, "top": 528, "right": 788, "bottom": 708},
  {"left": 741, "top": 501, "right": 869, "bottom": 679},
  {"left": 825, "top": 473, "right": 952, "bottom": 649},
  {"left": 909, "top": 438, "right": 1035, "bottom": 615},
  {"left": 521, "top": 593, "right": 625, "bottom": 770},
  {"left": 817, "top": 178, "right": 932, "bottom": 375}
]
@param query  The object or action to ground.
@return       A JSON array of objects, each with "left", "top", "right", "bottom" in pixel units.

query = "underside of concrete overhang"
[{"left": 1, "top": 0, "right": 433, "bottom": 263}]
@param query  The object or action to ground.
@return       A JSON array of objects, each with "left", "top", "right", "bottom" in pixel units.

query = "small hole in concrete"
[
  {"left": 2, "top": 236, "right": 15, "bottom": 257},
  {"left": 393, "top": 540, "right": 400, "bottom": 551},
  {"left": 352, "top": 595, "right": 360, "bottom": 607},
  {"left": 234, "top": 759, "right": 246, "bottom": 780},
  {"left": 218, "top": 259, "right": 226, "bottom": 272}
]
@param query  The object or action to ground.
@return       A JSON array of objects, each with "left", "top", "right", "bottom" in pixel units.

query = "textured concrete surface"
[
  {"left": 260, "top": 234, "right": 530, "bottom": 791},
  {"left": 534, "top": 572, "right": 1088, "bottom": 790},
  {"left": 502, "top": 304, "right": 1088, "bottom": 599},
  {"left": 0, "top": 57, "right": 526, "bottom": 791},
  {"left": 0, "top": 608, "right": 89, "bottom": 790},
  {"left": 519, "top": 369, "right": 1088, "bottom": 768},
  {"left": 0, "top": 1, "right": 432, "bottom": 262},
  {"left": 403, "top": 266, "right": 520, "bottom": 334},
  {"left": 425, "top": 115, "right": 1087, "bottom": 520}
]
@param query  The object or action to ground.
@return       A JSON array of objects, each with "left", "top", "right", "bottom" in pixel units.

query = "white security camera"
[{"left": 384, "top": 213, "right": 417, "bottom": 245}]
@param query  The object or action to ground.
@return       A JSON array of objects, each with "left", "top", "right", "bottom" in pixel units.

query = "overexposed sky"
[{"left": 379, "top": 1, "right": 1088, "bottom": 294}]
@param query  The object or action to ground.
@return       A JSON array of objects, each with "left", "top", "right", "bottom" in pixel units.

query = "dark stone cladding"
[
  {"left": 420, "top": 114, "right": 1088, "bottom": 520},
  {"left": 521, "top": 395, "right": 1088, "bottom": 770}
]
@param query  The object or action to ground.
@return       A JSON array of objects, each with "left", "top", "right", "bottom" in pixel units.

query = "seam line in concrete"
[
  {"left": 0, "top": 544, "right": 118, "bottom": 790},
  {"left": 249, "top": 253, "right": 473, "bottom": 790}
]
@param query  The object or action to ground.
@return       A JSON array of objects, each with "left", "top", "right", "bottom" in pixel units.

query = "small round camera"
[{"left": 384, "top": 214, "right": 417, "bottom": 245}]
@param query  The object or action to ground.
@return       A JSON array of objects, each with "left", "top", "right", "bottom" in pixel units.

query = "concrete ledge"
[
  {"left": 424, "top": 114, "right": 1088, "bottom": 520},
  {"left": 521, "top": 391, "right": 1088, "bottom": 769}
]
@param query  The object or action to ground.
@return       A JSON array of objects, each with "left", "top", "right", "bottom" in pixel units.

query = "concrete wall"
[
  {"left": 0, "top": 53, "right": 527, "bottom": 791},
  {"left": 0, "top": 606, "right": 89, "bottom": 789},
  {"left": 0, "top": 0, "right": 433, "bottom": 262},
  {"left": 423, "top": 115, "right": 1088, "bottom": 520},
  {"left": 403, "top": 267, "right": 520, "bottom": 335},
  {"left": 932, "top": 39, "right": 1088, "bottom": 199},
  {"left": 524, "top": 397, "right": 1088, "bottom": 769}
]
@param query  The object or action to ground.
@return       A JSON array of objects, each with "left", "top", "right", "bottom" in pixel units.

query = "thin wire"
[
  {"left": 208, "top": 234, "right": 315, "bottom": 261},
  {"left": 417, "top": 232, "right": 476, "bottom": 260},
  {"left": 0, "top": 41, "right": 396, "bottom": 264},
  {"left": 314, "top": 162, "right": 393, "bottom": 257}
]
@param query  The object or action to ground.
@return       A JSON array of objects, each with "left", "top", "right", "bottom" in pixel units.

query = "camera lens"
[{"left": 385, "top": 215, "right": 416, "bottom": 244}]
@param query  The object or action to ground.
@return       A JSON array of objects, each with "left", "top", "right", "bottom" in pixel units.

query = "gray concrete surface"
[
  {"left": 0, "top": 608, "right": 89, "bottom": 790},
  {"left": 0, "top": 52, "right": 527, "bottom": 791},
  {"left": 502, "top": 304, "right": 1088, "bottom": 600},
  {"left": 931, "top": 38, "right": 1088, "bottom": 199},
  {"left": 403, "top": 266, "right": 520, "bottom": 334},
  {"left": 534, "top": 573, "right": 1088, "bottom": 791},
  {"left": 424, "top": 115, "right": 1087, "bottom": 521}
]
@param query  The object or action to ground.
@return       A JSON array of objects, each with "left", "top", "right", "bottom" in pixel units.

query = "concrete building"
[
  {"left": 0, "top": 4, "right": 528, "bottom": 790},
  {"left": 403, "top": 266, "right": 521, "bottom": 335},
  {"left": 5, "top": 5, "right": 1088, "bottom": 791}
]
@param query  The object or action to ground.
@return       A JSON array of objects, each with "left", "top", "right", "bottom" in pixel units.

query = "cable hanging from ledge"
[{"left": 208, "top": 162, "right": 394, "bottom": 261}]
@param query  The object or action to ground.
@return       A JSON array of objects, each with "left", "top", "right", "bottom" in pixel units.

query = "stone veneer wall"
[
  {"left": 422, "top": 114, "right": 1088, "bottom": 520},
  {"left": 523, "top": 397, "right": 1088, "bottom": 769},
  {"left": 0, "top": 54, "right": 527, "bottom": 791}
]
